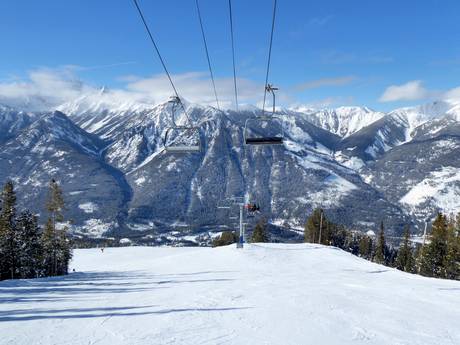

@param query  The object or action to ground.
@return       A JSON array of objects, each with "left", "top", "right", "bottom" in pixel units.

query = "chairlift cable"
[
  {"left": 195, "top": 0, "right": 220, "bottom": 111},
  {"left": 131, "top": 0, "right": 191, "bottom": 123},
  {"left": 228, "top": 0, "right": 239, "bottom": 111},
  {"left": 262, "top": 0, "right": 277, "bottom": 115}
]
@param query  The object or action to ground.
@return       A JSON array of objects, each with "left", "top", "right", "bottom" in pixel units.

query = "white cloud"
[
  {"left": 0, "top": 67, "right": 91, "bottom": 110},
  {"left": 124, "top": 71, "right": 266, "bottom": 108},
  {"left": 444, "top": 86, "right": 460, "bottom": 101},
  {"left": 379, "top": 80, "right": 429, "bottom": 102},
  {"left": 0, "top": 67, "right": 272, "bottom": 111},
  {"left": 379, "top": 80, "right": 460, "bottom": 103}
]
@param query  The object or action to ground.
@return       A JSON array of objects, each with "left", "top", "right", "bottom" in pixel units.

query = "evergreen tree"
[
  {"left": 358, "top": 235, "right": 373, "bottom": 260},
  {"left": 395, "top": 225, "right": 414, "bottom": 273},
  {"left": 16, "top": 211, "right": 43, "bottom": 279},
  {"left": 330, "top": 225, "right": 348, "bottom": 249},
  {"left": 41, "top": 218, "right": 57, "bottom": 276},
  {"left": 444, "top": 218, "right": 460, "bottom": 280},
  {"left": 212, "top": 231, "right": 237, "bottom": 247},
  {"left": 0, "top": 192, "right": 3, "bottom": 279},
  {"left": 419, "top": 213, "right": 449, "bottom": 278},
  {"left": 0, "top": 181, "right": 19, "bottom": 280},
  {"left": 304, "top": 208, "right": 326, "bottom": 243},
  {"left": 56, "top": 227, "right": 72, "bottom": 275},
  {"left": 456, "top": 212, "right": 460, "bottom": 237},
  {"left": 251, "top": 219, "right": 269, "bottom": 243},
  {"left": 41, "top": 179, "right": 72, "bottom": 276},
  {"left": 373, "top": 221, "right": 386, "bottom": 264},
  {"left": 386, "top": 246, "right": 399, "bottom": 267}
]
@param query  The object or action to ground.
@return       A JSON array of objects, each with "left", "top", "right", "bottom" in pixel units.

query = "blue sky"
[{"left": 1, "top": 0, "right": 460, "bottom": 111}]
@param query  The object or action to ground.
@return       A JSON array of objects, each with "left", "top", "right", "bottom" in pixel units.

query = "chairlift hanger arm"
[
  {"left": 132, "top": 0, "right": 192, "bottom": 124},
  {"left": 264, "top": 84, "right": 278, "bottom": 116}
]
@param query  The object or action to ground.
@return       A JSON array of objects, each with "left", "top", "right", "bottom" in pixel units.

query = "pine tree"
[
  {"left": 419, "top": 213, "right": 449, "bottom": 278},
  {"left": 0, "top": 181, "right": 19, "bottom": 280},
  {"left": 251, "top": 219, "right": 269, "bottom": 243},
  {"left": 304, "top": 208, "right": 325, "bottom": 243},
  {"left": 358, "top": 235, "right": 373, "bottom": 260},
  {"left": 41, "top": 179, "right": 71, "bottom": 276},
  {"left": 41, "top": 218, "right": 56, "bottom": 276},
  {"left": 395, "top": 225, "right": 414, "bottom": 273},
  {"left": 444, "top": 218, "right": 460, "bottom": 280},
  {"left": 330, "top": 225, "right": 348, "bottom": 249},
  {"left": 212, "top": 231, "right": 237, "bottom": 247},
  {"left": 373, "top": 221, "right": 386, "bottom": 264},
  {"left": 0, "top": 191, "right": 3, "bottom": 279},
  {"left": 16, "top": 211, "right": 43, "bottom": 279}
]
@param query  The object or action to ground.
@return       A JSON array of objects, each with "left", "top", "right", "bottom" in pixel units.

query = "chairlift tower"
[{"left": 217, "top": 196, "right": 246, "bottom": 248}]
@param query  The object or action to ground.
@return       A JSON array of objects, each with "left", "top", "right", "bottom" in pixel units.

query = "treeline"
[
  {"left": 304, "top": 208, "right": 460, "bottom": 281},
  {"left": 0, "top": 180, "right": 72, "bottom": 280}
]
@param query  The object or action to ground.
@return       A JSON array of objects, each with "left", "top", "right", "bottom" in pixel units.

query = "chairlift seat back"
[
  {"left": 244, "top": 116, "right": 284, "bottom": 146},
  {"left": 163, "top": 126, "right": 201, "bottom": 154}
]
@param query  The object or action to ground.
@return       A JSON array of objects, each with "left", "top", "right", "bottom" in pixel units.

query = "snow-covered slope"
[
  {"left": 0, "top": 104, "right": 36, "bottom": 144},
  {"left": 400, "top": 166, "right": 460, "bottom": 215},
  {"left": 1, "top": 244, "right": 459, "bottom": 345},
  {"left": 362, "top": 135, "right": 460, "bottom": 222},
  {"left": 298, "top": 106, "right": 385, "bottom": 138},
  {"left": 389, "top": 99, "right": 460, "bottom": 141}
]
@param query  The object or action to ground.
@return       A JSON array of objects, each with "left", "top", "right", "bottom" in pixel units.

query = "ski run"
[{"left": 1, "top": 244, "right": 459, "bottom": 345}]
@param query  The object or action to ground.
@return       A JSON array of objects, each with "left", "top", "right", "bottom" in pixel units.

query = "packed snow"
[{"left": 2, "top": 244, "right": 459, "bottom": 345}]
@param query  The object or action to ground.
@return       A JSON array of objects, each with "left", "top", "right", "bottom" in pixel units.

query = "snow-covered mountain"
[
  {"left": 1, "top": 97, "right": 460, "bottom": 240},
  {"left": 297, "top": 106, "right": 385, "bottom": 138}
]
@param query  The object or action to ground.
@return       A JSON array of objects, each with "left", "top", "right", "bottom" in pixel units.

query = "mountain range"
[{"left": 1, "top": 96, "right": 459, "bottom": 243}]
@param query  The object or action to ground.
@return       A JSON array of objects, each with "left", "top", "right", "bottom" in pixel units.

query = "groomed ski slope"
[{"left": 1, "top": 244, "right": 460, "bottom": 345}]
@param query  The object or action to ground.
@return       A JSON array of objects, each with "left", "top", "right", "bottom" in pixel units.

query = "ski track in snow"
[{"left": 1, "top": 244, "right": 460, "bottom": 345}]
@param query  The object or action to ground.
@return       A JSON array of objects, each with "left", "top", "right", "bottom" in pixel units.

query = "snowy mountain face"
[
  {"left": 301, "top": 106, "right": 385, "bottom": 138},
  {"left": 0, "top": 111, "right": 129, "bottom": 237},
  {"left": 1, "top": 98, "right": 459, "bottom": 241},
  {"left": 0, "top": 105, "right": 36, "bottom": 144}
]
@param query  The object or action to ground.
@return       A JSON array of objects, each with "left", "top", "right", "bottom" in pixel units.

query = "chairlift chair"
[
  {"left": 163, "top": 96, "right": 202, "bottom": 153},
  {"left": 244, "top": 84, "right": 284, "bottom": 145},
  {"left": 163, "top": 127, "right": 201, "bottom": 153}
]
